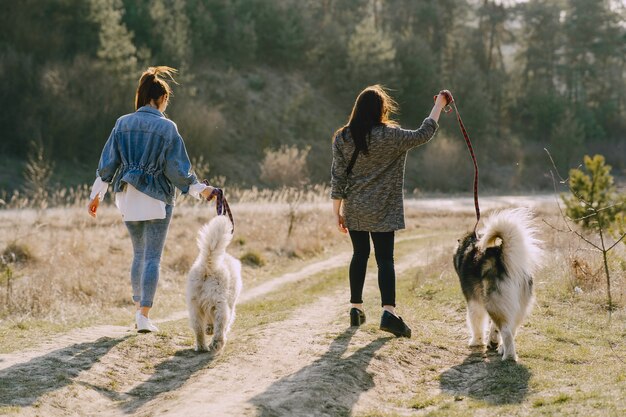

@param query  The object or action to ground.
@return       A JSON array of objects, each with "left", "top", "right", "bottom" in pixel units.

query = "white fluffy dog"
[
  {"left": 187, "top": 215, "right": 242, "bottom": 353},
  {"left": 453, "top": 208, "right": 542, "bottom": 361}
]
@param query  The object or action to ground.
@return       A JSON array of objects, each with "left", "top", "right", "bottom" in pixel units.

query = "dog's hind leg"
[
  {"left": 487, "top": 321, "right": 500, "bottom": 350},
  {"left": 205, "top": 307, "right": 215, "bottom": 335},
  {"left": 500, "top": 324, "right": 517, "bottom": 361},
  {"left": 190, "top": 306, "right": 208, "bottom": 352},
  {"left": 226, "top": 304, "right": 236, "bottom": 335},
  {"left": 467, "top": 300, "right": 488, "bottom": 347},
  {"left": 209, "top": 301, "right": 230, "bottom": 353}
]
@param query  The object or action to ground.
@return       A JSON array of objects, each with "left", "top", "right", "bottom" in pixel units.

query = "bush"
[
  {"left": 240, "top": 251, "right": 266, "bottom": 267},
  {"left": 411, "top": 135, "right": 472, "bottom": 192},
  {"left": 1, "top": 242, "right": 33, "bottom": 264},
  {"left": 259, "top": 145, "right": 311, "bottom": 187},
  {"left": 562, "top": 155, "right": 622, "bottom": 231}
]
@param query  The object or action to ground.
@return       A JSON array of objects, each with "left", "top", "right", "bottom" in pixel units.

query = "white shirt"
[{"left": 90, "top": 177, "right": 208, "bottom": 221}]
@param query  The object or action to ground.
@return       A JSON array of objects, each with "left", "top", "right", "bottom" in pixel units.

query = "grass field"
[{"left": 0, "top": 195, "right": 625, "bottom": 416}]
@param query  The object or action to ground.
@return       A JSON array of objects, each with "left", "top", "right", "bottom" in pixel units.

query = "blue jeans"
[{"left": 124, "top": 205, "right": 173, "bottom": 308}]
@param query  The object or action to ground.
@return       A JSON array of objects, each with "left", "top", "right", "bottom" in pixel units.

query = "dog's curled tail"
[
  {"left": 197, "top": 216, "right": 234, "bottom": 264},
  {"left": 478, "top": 208, "right": 543, "bottom": 278}
]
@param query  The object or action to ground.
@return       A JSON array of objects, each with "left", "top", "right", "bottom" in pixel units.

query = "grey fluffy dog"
[{"left": 187, "top": 216, "right": 242, "bottom": 353}]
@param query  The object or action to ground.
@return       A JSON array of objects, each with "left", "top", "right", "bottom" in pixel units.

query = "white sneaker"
[{"left": 136, "top": 310, "right": 159, "bottom": 333}]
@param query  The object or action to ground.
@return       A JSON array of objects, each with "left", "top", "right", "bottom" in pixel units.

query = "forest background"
[{"left": 1, "top": 0, "right": 625, "bottom": 194}]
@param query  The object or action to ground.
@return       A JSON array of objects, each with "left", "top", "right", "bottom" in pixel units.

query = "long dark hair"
[
  {"left": 135, "top": 66, "right": 177, "bottom": 110},
  {"left": 336, "top": 85, "right": 398, "bottom": 154}
]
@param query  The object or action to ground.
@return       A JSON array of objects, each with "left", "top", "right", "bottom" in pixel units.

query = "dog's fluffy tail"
[
  {"left": 478, "top": 208, "right": 542, "bottom": 278},
  {"left": 197, "top": 216, "right": 234, "bottom": 265}
]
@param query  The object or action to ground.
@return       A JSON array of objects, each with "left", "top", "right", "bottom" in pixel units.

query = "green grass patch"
[
  {"left": 237, "top": 267, "right": 346, "bottom": 329},
  {"left": 357, "top": 246, "right": 626, "bottom": 416},
  {"left": 240, "top": 251, "right": 266, "bottom": 267}
]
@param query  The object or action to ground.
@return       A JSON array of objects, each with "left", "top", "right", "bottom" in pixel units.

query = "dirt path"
[
  {"left": 1, "top": 195, "right": 554, "bottom": 415},
  {"left": 3, "top": 195, "right": 618, "bottom": 416},
  {"left": 111, "top": 244, "right": 448, "bottom": 417},
  {"left": 0, "top": 237, "right": 449, "bottom": 417},
  {"left": 0, "top": 231, "right": 440, "bottom": 371},
  {"left": 0, "top": 251, "right": 352, "bottom": 371}
]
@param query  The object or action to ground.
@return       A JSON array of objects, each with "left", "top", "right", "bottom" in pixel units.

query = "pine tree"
[{"left": 89, "top": 0, "right": 138, "bottom": 78}]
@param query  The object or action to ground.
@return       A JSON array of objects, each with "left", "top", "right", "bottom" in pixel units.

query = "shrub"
[
  {"left": 23, "top": 140, "right": 54, "bottom": 210},
  {"left": 558, "top": 153, "right": 626, "bottom": 309},
  {"left": 1, "top": 242, "right": 33, "bottom": 264},
  {"left": 562, "top": 154, "right": 623, "bottom": 231},
  {"left": 413, "top": 135, "right": 472, "bottom": 192},
  {"left": 259, "top": 145, "right": 311, "bottom": 187},
  {"left": 240, "top": 251, "right": 266, "bottom": 267}
]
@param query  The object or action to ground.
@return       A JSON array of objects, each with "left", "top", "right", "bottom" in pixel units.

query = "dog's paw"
[
  {"left": 501, "top": 353, "right": 518, "bottom": 362},
  {"left": 195, "top": 344, "right": 209, "bottom": 353},
  {"left": 497, "top": 344, "right": 504, "bottom": 355},
  {"left": 209, "top": 338, "right": 225, "bottom": 353},
  {"left": 468, "top": 338, "right": 485, "bottom": 347},
  {"left": 205, "top": 325, "right": 214, "bottom": 335}
]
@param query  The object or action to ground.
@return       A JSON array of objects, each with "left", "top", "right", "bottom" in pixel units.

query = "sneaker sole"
[{"left": 137, "top": 329, "right": 152, "bottom": 333}]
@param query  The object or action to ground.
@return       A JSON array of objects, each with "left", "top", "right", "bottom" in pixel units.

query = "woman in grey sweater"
[{"left": 331, "top": 85, "right": 449, "bottom": 337}]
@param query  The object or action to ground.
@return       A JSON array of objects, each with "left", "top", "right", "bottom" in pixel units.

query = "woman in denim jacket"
[{"left": 88, "top": 66, "right": 213, "bottom": 333}]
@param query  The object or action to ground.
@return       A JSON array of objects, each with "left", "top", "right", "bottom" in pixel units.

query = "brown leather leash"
[
  {"left": 202, "top": 179, "right": 234, "bottom": 233},
  {"left": 435, "top": 91, "right": 480, "bottom": 232}
]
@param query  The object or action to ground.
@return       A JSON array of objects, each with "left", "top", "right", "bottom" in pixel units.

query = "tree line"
[{"left": 0, "top": 0, "right": 624, "bottom": 190}]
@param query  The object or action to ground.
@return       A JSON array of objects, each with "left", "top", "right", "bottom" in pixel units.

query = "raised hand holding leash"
[
  {"left": 202, "top": 179, "right": 234, "bottom": 233},
  {"left": 434, "top": 90, "right": 481, "bottom": 232}
]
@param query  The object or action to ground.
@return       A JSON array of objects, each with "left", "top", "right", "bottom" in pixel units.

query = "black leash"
[{"left": 436, "top": 91, "right": 480, "bottom": 232}]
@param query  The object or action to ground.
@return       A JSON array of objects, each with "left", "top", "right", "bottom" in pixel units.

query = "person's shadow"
[
  {"left": 119, "top": 347, "right": 215, "bottom": 414},
  {"left": 439, "top": 350, "right": 531, "bottom": 405},
  {"left": 250, "top": 327, "right": 391, "bottom": 417},
  {"left": 0, "top": 336, "right": 128, "bottom": 407},
  {"left": 78, "top": 346, "right": 215, "bottom": 414}
]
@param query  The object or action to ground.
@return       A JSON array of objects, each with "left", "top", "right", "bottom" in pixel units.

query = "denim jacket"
[{"left": 96, "top": 106, "right": 197, "bottom": 205}]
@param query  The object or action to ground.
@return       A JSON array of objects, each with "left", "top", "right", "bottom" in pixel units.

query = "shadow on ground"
[
  {"left": 119, "top": 348, "right": 215, "bottom": 414},
  {"left": 439, "top": 350, "right": 531, "bottom": 404},
  {"left": 0, "top": 336, "right": 128, "bottom": 407},
  {"left": 251, "top": 327, "right": 391, "bottom": 417},
  {"left": 82, "top": 347, "right": 215, "bottom": 414}
]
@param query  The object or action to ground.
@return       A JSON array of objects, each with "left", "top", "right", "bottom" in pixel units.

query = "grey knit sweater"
[{"left": 330, "top": 118, "right": 438, "bottom": 232}]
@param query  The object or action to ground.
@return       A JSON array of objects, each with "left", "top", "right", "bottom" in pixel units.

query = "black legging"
[{"left": 348, "top": 230, "right": 395, "bottom": 307}]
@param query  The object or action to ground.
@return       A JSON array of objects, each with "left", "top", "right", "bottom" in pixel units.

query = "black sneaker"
[
  {"left": 380, "top": 310, "right": 411, "bottom": 338},
  {"left": 350, "top": 308, "right": 366, "bottom": 326}
]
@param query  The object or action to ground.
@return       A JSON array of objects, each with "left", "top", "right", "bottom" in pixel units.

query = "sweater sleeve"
[
  {"left": 391, "top": 118, "right": 439, "bottom": 153},
  {"left": 330, "top": 133, "right": 348, "bottom": 199}
]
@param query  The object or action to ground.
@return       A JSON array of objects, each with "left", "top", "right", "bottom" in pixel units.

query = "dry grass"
[
  {"left": 0, "top": 195, "right": 625, "bottom": 415},
  {"left": 0, "top": 186, "right": 338, "bottom": 328},
  {"left": 348, "top": 206, "right": 626, "bottom": 416},
  {"left": 1, "top": 194, "right": 624, "bottom": 331}
]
